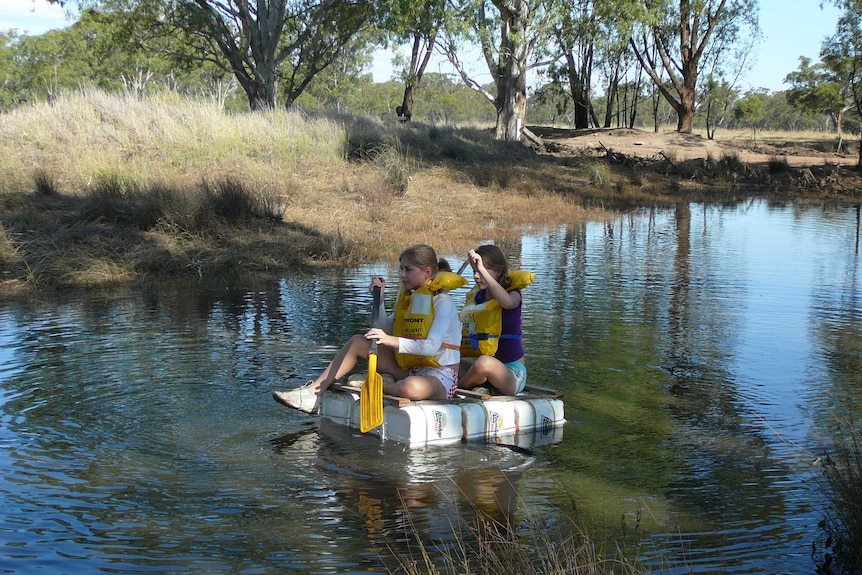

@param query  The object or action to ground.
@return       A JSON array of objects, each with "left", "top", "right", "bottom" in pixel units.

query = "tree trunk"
[
  {"left": 565, "top": 61, "right": 590, "bottom": 129},
  {"left": 675, "top": 99, "right": 694, "bottom": 133},
  {"left": 676, "top": 64, "right": 696, "bottom": 133},
  {"left": 397, "top": 31, "right": 435, "bottom": 121},
  {"left": 494, "top": 63, "right": 527, "bottom": 140},
  {"left": 217, "top": 35, "right": 278, "bottom": 111},
  {"left": 835, "top": 106, "right": 852, "bottom": 154},
  {"left": 629, "top": 0, "right": 733, "bottom": 135},
  {"left": 398, "top": 84, "right": 415, "bottom": 121},
  {"left": 491, "top": 0, "right": 532, "bottom": 141},
  {"left": 564, "top": 44, "right": 592, "bottom": 129},
  {"left": 603, "top": 70, "right": 618, "bottom": 128},
  {"left": 628, "top": 76, "right": 641, "bottom": 128},
  {"left": 705, "top": 98, "right": 715, "bottom": 139},
  {"left": 243, "top": 67, "right": 278, "bottom": 111},
  {"left": 574, "top": 96, "right": 590, "bottom": 129}
]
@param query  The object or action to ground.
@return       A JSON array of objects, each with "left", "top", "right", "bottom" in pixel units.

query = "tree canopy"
[
  {"left": 629, "top": 0, "right": 759, "bottom": 134},
  {"left": 6, "top": 0, "right": 854, "bottom": 147}
]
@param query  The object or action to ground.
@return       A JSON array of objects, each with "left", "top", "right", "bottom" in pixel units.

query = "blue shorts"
[{"left": 505, "top": 361, "right": 527, "bottom": 394}]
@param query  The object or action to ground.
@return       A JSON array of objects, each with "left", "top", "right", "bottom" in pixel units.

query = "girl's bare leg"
[
  {"left": 374, "top": 345, "right": 409, "bottom": 382},
  {"left": 308, "top": 334, "right": 369, "bottom": 394},
  {"left": 384, "top": 375, "right": 447, "bottom": 401},
  {"left": 310, "top": 336, "right": 409, "bottom": 394},
  {"left": 459, "top": 355, "right": 519, "bottom": 396}
]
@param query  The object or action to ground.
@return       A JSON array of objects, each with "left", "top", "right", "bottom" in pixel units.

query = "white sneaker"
[{"left": 273, "top": 381, "right": 319, "bottom": 413}]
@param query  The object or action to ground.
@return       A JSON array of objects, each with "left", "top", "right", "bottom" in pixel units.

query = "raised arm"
[{"left": 468, "top": 249, "right": 521, "bottom": 309}]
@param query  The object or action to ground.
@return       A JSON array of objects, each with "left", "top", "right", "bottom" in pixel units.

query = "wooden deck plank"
[
  {"left": 329, "top": 379, "right": 564, "bottom": 405},
  {"left": 330, "top": 382, "right": 412, "bottom": 407}
]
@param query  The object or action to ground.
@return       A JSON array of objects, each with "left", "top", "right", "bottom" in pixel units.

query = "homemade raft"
[{"left": 316, "top": 380, "right": 566, "bottom": 448}]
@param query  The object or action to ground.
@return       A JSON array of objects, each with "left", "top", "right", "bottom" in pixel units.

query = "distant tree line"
[{"left": 2, "top": 0, "right": 862, "bottom": 161}]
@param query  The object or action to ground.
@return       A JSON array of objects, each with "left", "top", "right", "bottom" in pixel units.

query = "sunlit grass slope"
[{"left": 0, "top": 88, "right": 597, "bottom": 294}]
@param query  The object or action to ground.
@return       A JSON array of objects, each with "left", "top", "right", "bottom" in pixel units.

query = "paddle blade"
[{"left": 360, "top": 353, "right": 384, "bottom": 432}]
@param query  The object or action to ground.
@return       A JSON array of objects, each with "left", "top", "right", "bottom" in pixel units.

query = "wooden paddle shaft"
[{"left": 456, "top": 240, "right": 496, "bottom": 275}]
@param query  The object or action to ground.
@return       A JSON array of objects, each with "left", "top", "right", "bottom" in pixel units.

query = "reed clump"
[
  {"left": 382, "top": 489, "right": 653, "bottom": 575},
  {"left": 814, "top": 415, "right": 862, "bottom": 575}
]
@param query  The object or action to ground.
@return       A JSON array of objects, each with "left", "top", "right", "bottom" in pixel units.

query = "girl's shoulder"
[{"left": 433, "top": 291, "right": 457, "bottom": 307}]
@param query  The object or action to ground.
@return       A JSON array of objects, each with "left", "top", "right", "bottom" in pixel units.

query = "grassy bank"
[
  {"left": 2, "top": 88, "right": 859, "bottom": 296},
  {"left": 0, "top": 89, "right": 606, "bottom": 296}
]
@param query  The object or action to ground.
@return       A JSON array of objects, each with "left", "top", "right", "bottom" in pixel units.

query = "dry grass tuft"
[{"left": 0, "top": 87, "right": 345, "bottom": 195}]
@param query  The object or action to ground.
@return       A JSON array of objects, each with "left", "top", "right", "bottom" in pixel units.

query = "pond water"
[{"left": 0, "top": 199, "right": 860, "bottom": 574}]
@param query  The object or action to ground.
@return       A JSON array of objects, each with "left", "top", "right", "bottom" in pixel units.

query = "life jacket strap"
[
  {"left": 467, "top": 333, "right": 520, "bottom": 350},
  {"left": 403, "top": 337, "right": 460, "bottom": 351}
]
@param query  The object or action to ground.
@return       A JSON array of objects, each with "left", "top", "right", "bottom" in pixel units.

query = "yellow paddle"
[{"left": 360, "top": 286, "right": 384, "bottom": 432}]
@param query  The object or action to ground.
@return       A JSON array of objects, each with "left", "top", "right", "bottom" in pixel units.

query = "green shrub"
[{"left": 585, "top": 161, "right": 612, "bottom": 189}]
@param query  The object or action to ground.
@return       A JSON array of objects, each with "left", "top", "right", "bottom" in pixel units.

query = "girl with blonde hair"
[{"left": 273, "top": 244, "right": 465, "bottom": 412}]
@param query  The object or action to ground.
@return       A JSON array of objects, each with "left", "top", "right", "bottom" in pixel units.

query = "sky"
[{"left": 0, "top": 0, "right": 843, "bottom": 93}]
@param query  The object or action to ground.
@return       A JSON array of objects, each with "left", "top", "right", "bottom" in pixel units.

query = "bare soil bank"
[{"left": 526, "top": 126, "right": 862, "bottom": 199}]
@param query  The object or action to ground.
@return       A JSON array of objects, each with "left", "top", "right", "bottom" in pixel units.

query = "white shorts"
[{"left": 408, "top": 365, "right": 459, "bottom": 399}]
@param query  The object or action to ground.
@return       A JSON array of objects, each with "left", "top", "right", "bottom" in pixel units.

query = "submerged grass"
[
  {"left": 814, "top": 413, "right": 862, "bottom": 575},
  {"left": 383, "top": 481, "right": 608, "bottom": 575}
]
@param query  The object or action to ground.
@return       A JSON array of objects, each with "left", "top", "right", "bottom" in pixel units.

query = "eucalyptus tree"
[
  {"left": 597, "top": 38, "right": 648, "bottom": 128},
  {"left": 0, "top": 31, "right": 22, "bottom": 110},
  {"left": 50, "top": 0, "right": 375, "bottom": 111},
  {"left": 1, "top": 16, "right": 111, "bottom": 104},
  {"left": 418, "top": 71, "right": 495, "bottom": 123},
  {"left": 733, "top": 90, "right": 765, "bottom": 144},
  {"left": 378, "top": 0, "right": 448, "bottom": 120},
  {"left": 5, "top": 8, "right": 235, "bottom": 106},
  {"left": 176, "top": 0, "right": 376, "bottom": 110},
  {"left": 295, "top": 35, "right": 375, "bottom": 112},
  {"left": 823, "top": 1, "right": 862, "bottom": 166},
  {"left": 544, "top": 0, "right": 600, "bottom": 129},
  {"left": 628, "top": 0, "right": 759, "bottom": 134},
  {"left": 440, "top": 0, "right": 561, "bottom": 141},
  {"left": 700, "top": 76, "right": 736, "bottom": 138},
  {"left": 547, "top": 0, "right": 600, "bottom": 128},
  {"left": 548, "top": 0, "right": 652, "bottom": 130},
  {"left": 785, "top": 56, "right": 853, "bottom": 153}
]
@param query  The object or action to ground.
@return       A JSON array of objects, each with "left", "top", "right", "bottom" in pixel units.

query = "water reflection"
[
  {"left": 0, "top": 200, "right": 860, "bottom": 574},
  {"left": 269, "top": 420, "right": 533, "bottom": 572},
  {"left": 520, "top": 201, "right": 861, "bottom": 572}
]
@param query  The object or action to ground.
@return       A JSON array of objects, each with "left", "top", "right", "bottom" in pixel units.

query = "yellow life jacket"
[
  {"left": 459, "top": 270, "right": 534, "bottom": 358},
  {"left": 393, "top": 271, "right": 467, "bottom": 369}
]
